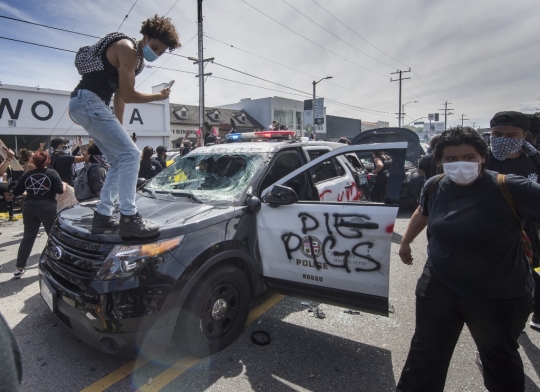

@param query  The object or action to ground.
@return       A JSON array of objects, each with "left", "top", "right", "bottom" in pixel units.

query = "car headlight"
[{"left": 96, "top": 236, "right": 184, "bottom": 280}]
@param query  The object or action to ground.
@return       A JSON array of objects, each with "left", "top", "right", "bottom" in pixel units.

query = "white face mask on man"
[{"left": 442, "top": 161, "right": 482, "bottom": 185}]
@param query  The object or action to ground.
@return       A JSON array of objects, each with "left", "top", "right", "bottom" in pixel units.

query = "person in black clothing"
[
  {"left": 49, "top": 137, "right": 87, "bottom": 186},
  {"left": 138, "top": 146, "right": 163, "bottom": 180},
  {"left": 0, "top": 150, "right": 17, "bottom": 222},
  {"left": 155, "top": 145, "right": 167, "bottom": 169},
  {"left": 12, "top": 150, "right": 64, "bottom": 278},
  {"left": 417, "top": 135, "right": 442, "bottom": 180},
  {"left": 397, "top": 128, "right": 537, "bottom": 392},
  {"left": 486, "top": 111, "right": 540, "bottom": 333},
  {"left": 370, "top": 151, "right": 390, "bottom": 202},
  {"left": 84, "top": 144, "right": 108, "bottom": 199}
]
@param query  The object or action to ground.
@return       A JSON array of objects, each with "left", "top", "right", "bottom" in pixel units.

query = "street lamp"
[
  {"left": 308, "top": 76, "right": 332, "bottom": 136},
  {"left": 401, "top": 100, "right": 418, "bottom": 126}
]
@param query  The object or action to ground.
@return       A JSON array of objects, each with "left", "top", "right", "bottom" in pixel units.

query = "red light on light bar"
[{"left": 254, "top": 130, "right": 296, "bottom": 138}]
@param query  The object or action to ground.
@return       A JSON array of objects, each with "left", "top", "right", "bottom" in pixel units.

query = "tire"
[{"left": 174, "top": 264, "right": 251, "bottom": 357}]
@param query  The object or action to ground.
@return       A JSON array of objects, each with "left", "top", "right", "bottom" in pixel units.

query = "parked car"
[
  {"left": 39, "top": 141, "right": 407, "bottom": 357},
  {"left": 352, "top": 127, "right": 425, "bottom": 209}
]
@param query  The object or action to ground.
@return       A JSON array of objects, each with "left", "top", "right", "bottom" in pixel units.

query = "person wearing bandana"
[
  {"left": 486, "top": 111, "right": 540, "bottom": 333},
  {"left": 49, "top": 137, "right": 87, "bottom": 186},
  {"left": 68, "top": 16, "right": 181, "bottom": 238}
]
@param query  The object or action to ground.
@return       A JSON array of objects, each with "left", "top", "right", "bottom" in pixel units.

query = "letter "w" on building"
[{"left": 0, "top": 98, "right": 23, "bottom": 119}]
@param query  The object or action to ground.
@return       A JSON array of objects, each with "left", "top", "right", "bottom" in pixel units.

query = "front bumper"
[{"left": 39, "top": 258, "right": 178, "bottom": 357}]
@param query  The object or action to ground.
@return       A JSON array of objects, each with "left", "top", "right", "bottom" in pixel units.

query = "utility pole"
[
  {"left": 390, "top": 68, "right": 411, "bottom": 127},
  {"left": 460, "top": 114, "right": 469, "bottom": 128},
  {"left": 189, "top": 0, "right": 214, "bottom": 136},
  {"left": 438, "top": 101, "right": 454, "bottom": 130},
  {"left": 472, "top": 121, "right": 476, "bottom": 130}
]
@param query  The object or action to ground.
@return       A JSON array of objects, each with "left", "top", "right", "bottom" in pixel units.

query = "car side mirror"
[
  {"left": 247, "top": 195, "right": 261, "bottom": 213},
  {"left": 264, "top": 185, "right": 299, "bottom": 207}
]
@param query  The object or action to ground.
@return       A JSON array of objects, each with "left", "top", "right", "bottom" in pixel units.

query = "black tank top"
[{"left": 74, "top": 36, "right": 143, "bottom": 105}]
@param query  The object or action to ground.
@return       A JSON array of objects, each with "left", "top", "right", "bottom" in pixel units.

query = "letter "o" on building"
[{"left": 31, "top": 101, "right": 53, "bottom": 121}]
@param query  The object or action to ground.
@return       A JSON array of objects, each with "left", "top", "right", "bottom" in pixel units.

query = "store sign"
[
  {"left": 314, "top": 98, "right": 324, "bottom": 125},
  {"left": 0, "top": 87, "right": 168, "bottom": 135}
]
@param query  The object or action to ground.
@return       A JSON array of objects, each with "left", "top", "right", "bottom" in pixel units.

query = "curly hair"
[
  {"left": 19, "top": 148, "right": 33, "bottom": 163},
  {"left": 140, "top": 15, "right": 181, "bottom": 51},
  {"left": 32, "top": 150, "right": 51, "bottom": 169},
  {"left": 434, "top": 127, "right": 488, "bottom": 164}
]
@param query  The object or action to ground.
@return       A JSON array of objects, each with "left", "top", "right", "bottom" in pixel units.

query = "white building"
[
  {"left": 0, "top": 83, "right": 171, "bottom": 151},
  {"left": 361, "top": 120, "right": 390, "bottom": 132},
  {"left": 218, "top": 96, "right": 327, "bottom": 138}
]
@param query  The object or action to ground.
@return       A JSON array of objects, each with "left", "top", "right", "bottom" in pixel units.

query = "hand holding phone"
[{"left": 167, "top": 80, "right": 175, "bottom": 88}]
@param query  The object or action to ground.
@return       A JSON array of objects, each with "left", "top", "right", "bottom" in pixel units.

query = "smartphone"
[
  {"left": 167, "top": 80, "right": 175, "bottom": 88},
  {"left": 132, "top": 132, "right": 136, "bottom": 139}
]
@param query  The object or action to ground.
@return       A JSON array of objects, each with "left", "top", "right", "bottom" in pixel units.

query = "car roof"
[{"left": 193, "top": 142, "right": 300, "bottom": 154}]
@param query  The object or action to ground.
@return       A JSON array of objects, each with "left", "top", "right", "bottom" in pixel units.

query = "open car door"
[{"left": 256, "top": 143, "right": 407, "bottom": 316}]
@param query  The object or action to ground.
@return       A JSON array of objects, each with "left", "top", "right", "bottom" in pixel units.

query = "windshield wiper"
[
  {"left": 156, "top": 190, "right": 204, "bottom": 204},
  {"left": 140, "top": 187, "right": 157, "bottom": 199}
]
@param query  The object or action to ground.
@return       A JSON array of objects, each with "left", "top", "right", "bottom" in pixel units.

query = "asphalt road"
[{"left": 0, "top": 211, "right": 539, "bottom": 392}]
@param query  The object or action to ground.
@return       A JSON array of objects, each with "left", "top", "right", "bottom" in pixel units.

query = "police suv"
[{"left": 39, "top": 135, "right": 407, "bottom": 357}]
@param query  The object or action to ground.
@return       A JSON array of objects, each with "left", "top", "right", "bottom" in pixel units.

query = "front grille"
[{"left": 46, "top": 225, "right": 114, "bottom": 279}]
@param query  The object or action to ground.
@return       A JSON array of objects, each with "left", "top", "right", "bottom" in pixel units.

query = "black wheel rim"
[{"left": 200, "top": 282, "right": 241, "bottom": 343}]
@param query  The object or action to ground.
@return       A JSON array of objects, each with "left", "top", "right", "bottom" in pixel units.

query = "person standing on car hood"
[
  {"left": 397, "top": 128, "right": 537, "bottom": 392},
  {"left": 486, "top": 111, "right": 540, "bottom": 333},
  {"left": 68, "top": 16, "right": 181, "bottom": 237}
]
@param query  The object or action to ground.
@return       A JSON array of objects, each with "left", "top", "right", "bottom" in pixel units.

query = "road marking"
[
  {"left": 80, "top": 357, "right": 154, "bottom": 392},
  {"left": 134, "top": 293, "right": 286, "bottom": 392}
]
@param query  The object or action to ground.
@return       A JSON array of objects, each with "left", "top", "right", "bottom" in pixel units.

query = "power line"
[
  {"left": 205, "top": 34, "right": 394, "bottom": 105},
  {"left": 239, "top": 0, "right": 387, "bottom": 78},
  {"left": 1, "top": 33, "right": 394, "bottom": 118},
  {"left": 310, "top": 1, "right": 407, "bottom": 68},
  {"left": 307, "top": 2, "right": 446, "bottom": 104},
  {"left": 164, "top": 0, "right": 181, "bottom": 17},
  {"left": 211, "top": 61, "right": 394, "bottom": 115},
  {"left": 0, "top": 36, "right": 77, "bottom": 53},
  {"left": 0, "top": 15, "right": 100, "bottom": 38},
  {"left": 280, "top": 0, "right": 395, "bottom": 69},
  {"left": 117, "top": 0, "right": 140, "bottom": 31}
]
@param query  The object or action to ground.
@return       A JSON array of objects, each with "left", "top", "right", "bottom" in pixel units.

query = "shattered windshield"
[{"left": 144, "top": 152, "right": 266, "bottom": 205}]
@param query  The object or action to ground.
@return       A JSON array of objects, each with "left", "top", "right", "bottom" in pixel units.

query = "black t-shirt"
[
  {"left": 418, "top": 153, "right": 439, "bottom": 180},
  {"left": 155, "top": 156, "right": 167, "bottom": 170},
  {"left": 486, "top": 150, "right": 540, "bottom": 183},
  {"left": 13, "top": 168, "right": 64, "bottom": 202},
  {"left": 420, "top": 171, "right": 536, "bottom": 299},
  {"left": 50, "top": 153, "right": 76, "bottom": 186},
  {"left": 138, "top": 159, "right": 163, "bottom": 180}
]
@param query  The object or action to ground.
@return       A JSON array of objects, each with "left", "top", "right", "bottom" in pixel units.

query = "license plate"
[{"left": 40, "top": 278, "right": 55, "bottom": 312}]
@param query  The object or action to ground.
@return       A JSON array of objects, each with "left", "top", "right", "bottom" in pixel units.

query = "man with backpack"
[
  {"left": 68, "top": 15, "right": 181, "bottom": 237},
  {"left": 486, "top": 111, "right": 540, "bottom": 332},
  {"left": 74, "top": 144, "right": 108, "bottom": 201},
  {"left": 50, "top": 137, "right": 87, "bottom": 186}
]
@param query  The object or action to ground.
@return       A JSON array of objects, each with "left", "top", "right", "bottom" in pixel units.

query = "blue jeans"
[{"left": 69, "top": 89, "right": 139, "bottom": 216}]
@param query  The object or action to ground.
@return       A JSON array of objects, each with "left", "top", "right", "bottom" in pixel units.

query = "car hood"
[
  {"left": 352, "top": 127, "right": 423, "bottom": 165},
  {"left": 56, "top": 195, "right": 235, "bottom": 243}
]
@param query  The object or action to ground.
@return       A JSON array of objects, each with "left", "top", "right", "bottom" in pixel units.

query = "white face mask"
[{"left": 442, "top": 161, "right": 482, "bottom": 185}]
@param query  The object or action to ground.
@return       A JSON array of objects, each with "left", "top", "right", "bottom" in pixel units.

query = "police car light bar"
[{"left": 254, "top": 130, "right": 296, "bottom": 138}]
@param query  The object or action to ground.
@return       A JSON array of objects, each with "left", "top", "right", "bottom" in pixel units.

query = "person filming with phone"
[{"left": 69, "top": 15, "right": 181, "bottom": 237}]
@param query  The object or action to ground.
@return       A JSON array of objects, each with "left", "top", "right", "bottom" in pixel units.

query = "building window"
[
  {"left": 317, "top": 126, "right": 323, "bottom": 131},
  {"left": 296, "top": 111, "right": 303, "bottom": 130},
  {"left": 181, "top": 110, "right": 187, "bottom": 118},
  {"left": 273, "top": 109, "right": 294, "bottom": 130},
  {"left": 241, "top": 114, "right": 246, "bottom": 122}
]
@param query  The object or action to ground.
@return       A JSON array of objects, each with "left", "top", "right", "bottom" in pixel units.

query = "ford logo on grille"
[{"left": 50, "top": 246, "right": 64, "bottom": 260}]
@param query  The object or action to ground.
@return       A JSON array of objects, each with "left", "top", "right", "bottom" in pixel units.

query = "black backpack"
[{"left": 74, "top": 164, "right": 99, "bottom": 201}]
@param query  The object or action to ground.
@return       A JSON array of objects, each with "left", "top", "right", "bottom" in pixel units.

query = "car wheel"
[{"left": 174, "top": 264, "right": 251, "bottom": 357}]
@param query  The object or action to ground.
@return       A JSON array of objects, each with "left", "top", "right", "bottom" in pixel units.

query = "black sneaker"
[
  {"left": 118, "top": 212, "right": 160, "bottom": 238},
  {"left": 13, "top": 268, "right": 26, "bottom": 279},
  {"left": 91, "top": 211, "right": 119, "bottom": 234},
  {"left": 531, "top": 314, "right": 540, "bottom": 332}
]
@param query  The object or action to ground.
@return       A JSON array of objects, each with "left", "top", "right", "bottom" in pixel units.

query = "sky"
[{"left": 0, "top": 0, "right": 539, "bottom": 129}]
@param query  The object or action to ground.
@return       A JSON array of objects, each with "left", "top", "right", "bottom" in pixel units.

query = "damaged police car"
[{"left": 39, "top": 141, "right": 407, "bottom": 357}]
